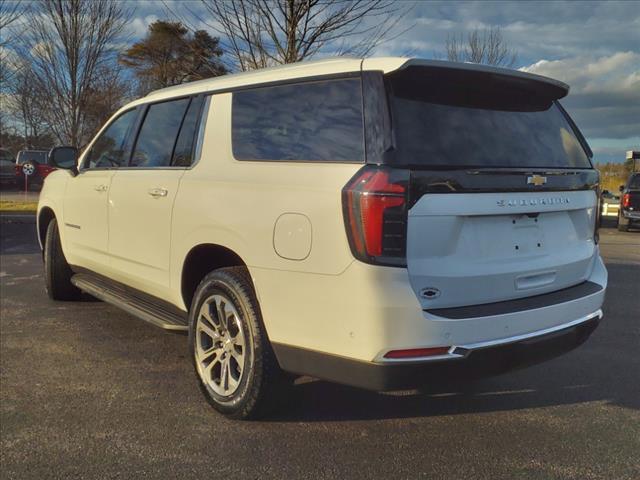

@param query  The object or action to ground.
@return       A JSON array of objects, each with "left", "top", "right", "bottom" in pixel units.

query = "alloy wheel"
[{"left": 194, "top": 294, "right": 247, "bottom": 397}]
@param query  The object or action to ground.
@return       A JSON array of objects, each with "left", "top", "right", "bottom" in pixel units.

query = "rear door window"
[
  {"left": 130, "top": 98, "right": 190, "bottom": 168},
  {"left": 232, "top": 78, "right": 364, "bottom": 162}
]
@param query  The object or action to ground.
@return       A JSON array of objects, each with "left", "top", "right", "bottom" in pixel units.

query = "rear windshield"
[
  {"left": 17, "top": 151, "right": 47, "bottom": 164},
  {"left": 386, "top": 67, "right": 591, "bottom": 169},
  {"left": 629, "top": 174, "right": 640, "bottom": 189}
]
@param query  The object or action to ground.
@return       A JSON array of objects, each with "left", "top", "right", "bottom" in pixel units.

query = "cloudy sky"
[
  {"left": 128, "top": 0, "right": 638, "bottom": 164},
  {"left": 10, "top": 0, "right": 630, "bottom": 164}
]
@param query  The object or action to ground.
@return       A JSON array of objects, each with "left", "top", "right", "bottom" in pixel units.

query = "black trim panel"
[
  {"left": 272, "top": 316, "right": 600, "bottom": 391},
  {"left": 407, "top": 168, "right": 599, "bottom": 207},
  {"left": 427, "top": 281, "right": 603, "bottom": 319}
]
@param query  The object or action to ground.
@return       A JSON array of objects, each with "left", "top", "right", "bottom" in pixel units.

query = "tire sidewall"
[
  {"left": 44, "top": 219, "right": 57, "bottom": 296},
  {"left": 188, "top": 271, "right": 259, "bottom": 412}
]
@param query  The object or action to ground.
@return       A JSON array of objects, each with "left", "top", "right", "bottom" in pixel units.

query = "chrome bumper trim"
[
  {"left": 380, "top": 309, "right": 602, "bottom": 364},
  {"left": 453, "top": 309, "right": 602, "bottom": 354}
]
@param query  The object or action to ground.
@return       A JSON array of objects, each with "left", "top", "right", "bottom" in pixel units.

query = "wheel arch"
[
  {"left": 37, "top": 206, "right": 56, "bottom": 252},
  {"left": 181, "top": 243, "right": 248, "bottom": 310}
]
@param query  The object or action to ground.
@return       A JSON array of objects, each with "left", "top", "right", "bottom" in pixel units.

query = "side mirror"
[
  {"left": 49, "top": 146, "right": 78, "bottom": 176},
  {"left": 619, "top": 185, "right": 625, "bottom": 192}
]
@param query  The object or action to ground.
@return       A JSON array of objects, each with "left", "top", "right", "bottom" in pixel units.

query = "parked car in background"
[
  {"left": 600, "top": 190, "right": 620, "bottom": 220},
  {"left": 38, "top": 58, "right": 607, "bottom": 419},
  {"left": 0, "top": 148, "right": 15, "bottom": 185},
  {"left": 618, "top": 172, "right": 640, "bottom": 231},
  {"left": 15, "top": 150, "right": 56, "bottom": 190}
]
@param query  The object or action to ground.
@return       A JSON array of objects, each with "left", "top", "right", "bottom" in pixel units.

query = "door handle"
[
  {"left": 148, "top": 187, "right": 168, "bottom": 198},
  {"left": 94, "top": 184, "right": 108, "bottom": 192}
]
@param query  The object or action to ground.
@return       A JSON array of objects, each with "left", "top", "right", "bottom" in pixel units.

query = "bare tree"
[
  {"left": 20, "top": 0, "right": 132, "bottom": 146},
  {"left": 1, "top": 0, "right": 27, "bottom": 89},
  {"left": 171, "top": 0, "right": 412, "bottom": 71},
  {"left": 82, "top": 64, "right": 132, "bottom": 137},
  {"left": 6, "top": 59, "right": 50, "bottom": 148},
  {"left": 446, "top": 27, "right": 517, "bottom": 68},
  {"left": 0, "top": 0, "right": 23, "bottom": 47}
]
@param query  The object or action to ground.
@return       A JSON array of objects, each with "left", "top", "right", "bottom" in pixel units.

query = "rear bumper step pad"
[{"left": 426, "top": 281, "right": 603, "bottom": 319}]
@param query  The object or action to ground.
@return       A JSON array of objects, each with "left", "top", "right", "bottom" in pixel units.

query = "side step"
[{"left": 71, "top": 273, "right": 188, "bottom": 332}]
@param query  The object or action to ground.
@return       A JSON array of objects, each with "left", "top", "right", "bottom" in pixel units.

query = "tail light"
[
  {"left": 342, "top": 166, "right": 409, "bottom": 266},
  {"left": 384, "top": 346, "right": 451, "bottom": 359},
  {"left": 622, "top": 193, "right": 630, "bottom": 208}
]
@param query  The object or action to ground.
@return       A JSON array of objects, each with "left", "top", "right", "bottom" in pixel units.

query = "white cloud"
[
  {"left": 521, "top": 51, "right": 640, "bottom": 159},
  {"left": 521, "top": 52, "right": 640, "bottom": 95},
  {"left": 126, "top": 14, "right": 159, "bottom": 39}
]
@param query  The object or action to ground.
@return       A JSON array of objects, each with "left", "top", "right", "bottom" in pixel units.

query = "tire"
[
  {"left": 188, "top": 267, "right": 288, "bottom": 420},
  {"left": 617, "top": 212, "right": 629, "bottom": 232},
  {"left": 19, "top": 161, "right": 39, "bottom": 190},
  {"left": 44, "top": 218, "right": 81, "bottom": 300}
]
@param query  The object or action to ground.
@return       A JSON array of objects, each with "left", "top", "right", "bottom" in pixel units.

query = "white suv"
[{"left": 38, "top": 58, "right": 607, "bottom": 419}]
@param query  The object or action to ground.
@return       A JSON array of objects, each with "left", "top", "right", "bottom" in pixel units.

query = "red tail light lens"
[
  {"left": 622, "top": 193, "right": 630, "bottom": 208},
  {"left": 342, "top": 166, "right": 409, "bottom": 266},
  {"left": 384, "top": 347, "right": 451, "bottom": 359}
]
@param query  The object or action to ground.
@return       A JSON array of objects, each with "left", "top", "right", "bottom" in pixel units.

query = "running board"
[{"left": 71, "top": 273, "right": 188, "bottom": 332}]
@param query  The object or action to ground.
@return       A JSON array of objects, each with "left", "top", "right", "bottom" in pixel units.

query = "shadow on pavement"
[
  {"left": 267, "top": 352, "right": 639, "bottom": 423},
  {"left": 0, "top": 218, "right": 40, "bottom": 255}
]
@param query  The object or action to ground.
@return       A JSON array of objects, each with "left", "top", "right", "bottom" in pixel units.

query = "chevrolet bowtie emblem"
[{"left": 527, "top": 175, "right": 547, "bottom": 186}]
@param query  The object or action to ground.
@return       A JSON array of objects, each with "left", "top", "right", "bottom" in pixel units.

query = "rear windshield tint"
[
  {"left": 17, "top": 151, "right": 47, "bottom": 164},
  {"left": 386, "top": 68, "right": 591, "bottom": 169},
  {"left": 629, "top": 174, "right": 640, "bottom": 189}
]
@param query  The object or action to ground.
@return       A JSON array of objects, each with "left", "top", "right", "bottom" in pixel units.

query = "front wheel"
[
  {"left": 188, "top": 267, "right": 288, "bottom": 419},
  {"left": 44, "top": 218, "right": 81, "bottom": 300}
]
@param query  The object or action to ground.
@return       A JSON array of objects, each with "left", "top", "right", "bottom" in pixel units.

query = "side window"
[
  {"left": 130, "top": 98, "right": 190, "bottom": 168},
  {"left": 172, "top": 96, "right": 205, "bottom": 167},
  {"left": 232, "top": 78, "right": 364, "bottom": 162},
  {"left": 85, "top": 109, "right": 137, "bottom": 169}
]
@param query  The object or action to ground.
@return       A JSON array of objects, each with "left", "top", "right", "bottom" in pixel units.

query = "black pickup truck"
[{"left": 618, "top": 172, "right": 640, "bottom": 231}]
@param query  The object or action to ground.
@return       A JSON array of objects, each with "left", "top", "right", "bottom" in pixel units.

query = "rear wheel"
[
  {"left": 44, "top": 218, "right": 81, "bottom": 300},
  {"left": 189, "top": 267, "right": 288, "bottom": 419}
]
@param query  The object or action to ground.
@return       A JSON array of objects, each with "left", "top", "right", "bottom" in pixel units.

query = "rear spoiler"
[{"left": 365, "top": 58, "right": 569, "bottom": 100}]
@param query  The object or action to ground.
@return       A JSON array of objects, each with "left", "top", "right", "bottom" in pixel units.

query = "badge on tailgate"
[{"left": 527, "top": 175, "right": 547, "bottom": 186}]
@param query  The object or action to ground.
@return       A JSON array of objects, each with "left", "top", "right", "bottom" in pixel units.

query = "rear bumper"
[
  {"left": 273, "top": 310, "right": 602, "bottom": 391},
  {"left": 621, "top": 209, "right": 640, "bottom": 221},
  {"left": 257, "top": 247, "right": 606, "bottom": 388}
]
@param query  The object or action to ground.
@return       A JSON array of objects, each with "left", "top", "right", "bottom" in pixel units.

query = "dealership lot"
[{"left": 1, "top": 217, "right": 638, "bottom": 479}]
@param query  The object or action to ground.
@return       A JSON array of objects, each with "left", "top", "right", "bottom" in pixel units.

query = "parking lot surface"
[{"left": 1, "top": 216, "right": 639, "bottom": 479}]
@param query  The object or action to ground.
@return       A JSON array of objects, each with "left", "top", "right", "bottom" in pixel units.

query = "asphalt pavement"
[{"left": 1, "top": 215, "right": 638, "bottom": 479}]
